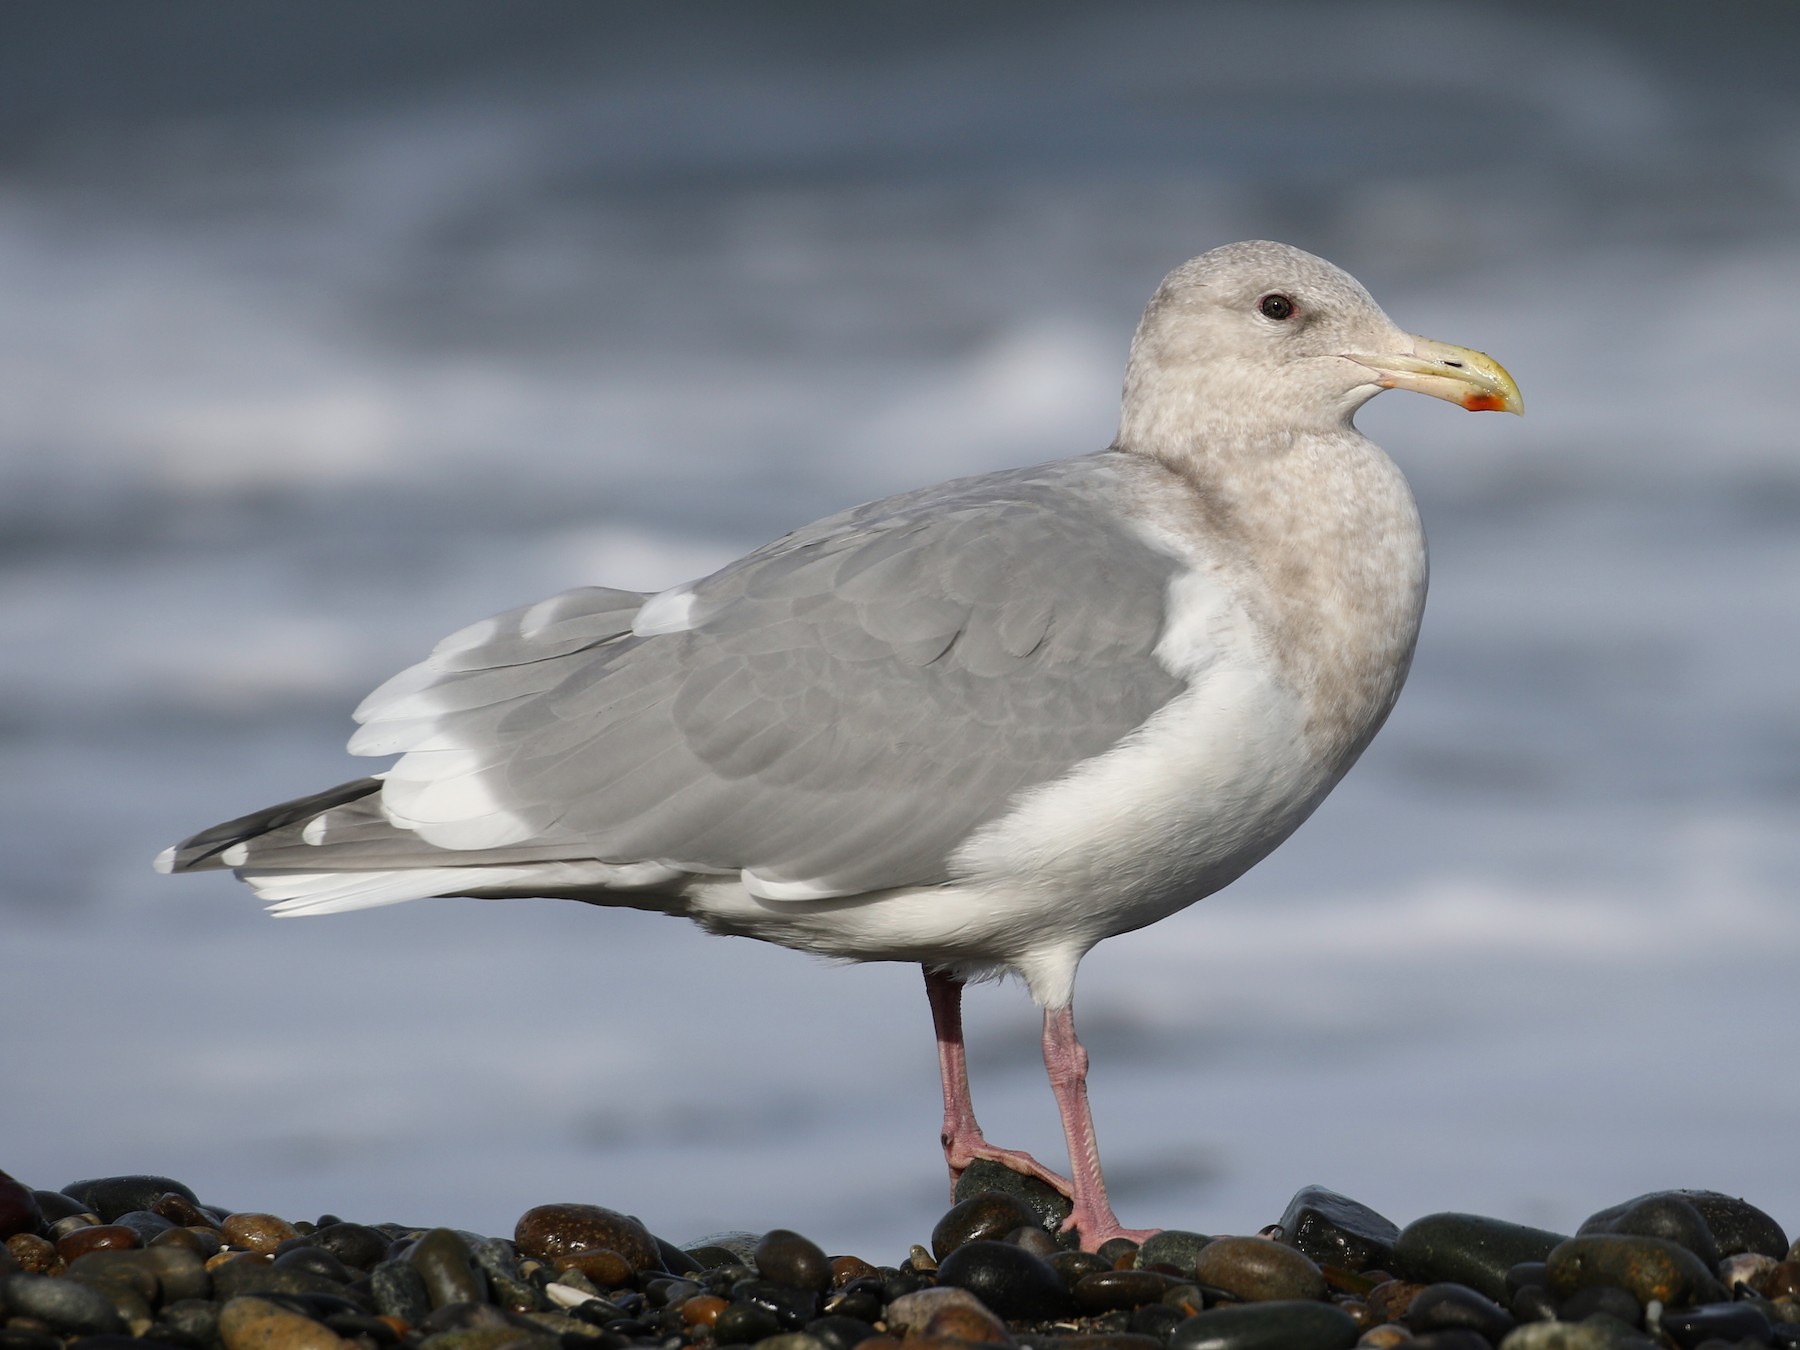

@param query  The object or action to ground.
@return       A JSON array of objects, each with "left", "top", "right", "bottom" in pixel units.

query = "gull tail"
[{"left": 155, "top": 777, "right": 685, "bottom": 917}]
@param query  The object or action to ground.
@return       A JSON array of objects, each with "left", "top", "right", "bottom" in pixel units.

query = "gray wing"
[{"left": 357, "top": 457, "right": 1188, "bottom": 896}]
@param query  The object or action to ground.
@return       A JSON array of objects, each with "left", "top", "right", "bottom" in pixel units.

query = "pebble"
[
  {"left": 1192, "top": 1235, "right": 1327, "bottom": 1303},
  {"left": 56, "top": 1178, "right": 201, "bottom": 1225},
  {"left": 512, "top": 1204, "right": 660, "bottom": 1271},
  {"left": 1403, "top": 1282, "right": 1516, "bottom": 1342},
  {"left": 1, "top": 1272, "right": 127, "bottom": 1336},
  {"left": 1545, "top": 1234, "right": 1725, "bottom": 1308},
  {"left": 936, "top": 1240, "right": 1071, "bottom": 1321},
  {"left": 1167, "top": 1300, "right": 1360, "bottom": 1350},
  {"left": 952, "top": 1161, "right": 1074, "bottom": 1242},
  {"left": 934, "top": 1192, "right": 1046, "bottom": 1259},
  {"left": 755, "top": 1229, "right": 832, "bottom": 1293},
  {"left": 1393, "top": 1215, "right": 1568, "bottom": 1303},
  {"left": 1278, "top": 1187, "right": 1401, "bottom": 1274},
  {"left": 217, "top": 1295, "right": 353, "bottom": 1350},
  {"left": 0, "top": 1173, "right": 44, "bottom": 1244},
  {"left": 1136, "top": 1232, "right": 1212, "bottom": 1277},
  {"left": 0, "top": 1170, "right": 1792, "bottom": 1350},
  {"left": 407, "top": 1229, "right": 486, "bottom": 1309},
  {"left": 221, "top": 1214, "right": 301, "bottom": 1255}
]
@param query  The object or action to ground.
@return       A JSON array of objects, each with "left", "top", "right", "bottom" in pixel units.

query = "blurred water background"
[{"left": 3, "top": 1, "right": 1798, "bottom": 1254}]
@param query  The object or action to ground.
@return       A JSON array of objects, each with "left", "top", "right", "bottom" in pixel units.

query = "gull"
[{"left": 159, "top": 241, "right": 1521, "bottom": 1249}]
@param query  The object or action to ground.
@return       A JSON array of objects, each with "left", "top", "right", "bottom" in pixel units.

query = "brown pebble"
[
  {"left": 886, "top": 1286, "right": 1010, "bottom": 1338},
  {"left": 1546, "top": 1234, "right": 1725, "bottom": 1307},
  {"left": 219, "top": 1295, "right": 350, "bottom": 1350},
  {"left": 931, "top": 1191, "right": 1040, "bottom": 1261},
  {"left": 151, "top": 1226, "right": 216, "bottom": 1256},
  {"left": 552, "top": 1248, "right": 634, "bottom": 1289},
  {"left": 923, "top": 1302, "right": 1015, "bottom": 1344},
  {"left": 1357, "top": 1326, "right": 1414, "bottom": 1347},
  {"left": 6, "top": 1232, "right": 64, "bottom": 1274},
  {"left": 514, "top": 1203, "right": 660, "bottom": 1271},
  {"left": 1162, "top": 1284, "right": 1204, "bottom": 1317},
  {"left": 681, "top": 1294, "right": 728, "bottom": 1327},
  {"left": 850, "top": 1339, "right": 904, "bottom": 1350},
  {"left": 1339, "top": 1298, "right": 1377, "bottom": 1330},
  {"left": 1366, "top": 1279, "right": 1427, "bottom": 1323},
  {"left": 221, "top": 1212, "right": 300, "bottom": 1254},
  {"left": 1193, "top": 1234, "right": 1327, "bottom": 1302},
  {"left": 830, "top": 1254, "right": 880, "bottom": 1286},
  {"left": 56, "top": 1223, "right": 140, "bottom": 1260},
  {"left": 1762, "top": 1260, "right": 1800, "bottom": 1300}
]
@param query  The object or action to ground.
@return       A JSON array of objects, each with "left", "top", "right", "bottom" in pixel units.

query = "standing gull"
[{"left": 158, "top": 241, "right": 1520, "bottom": 1249}]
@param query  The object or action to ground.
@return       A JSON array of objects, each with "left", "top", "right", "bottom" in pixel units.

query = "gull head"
[{"left": 1118, "top": 239, "right": 1521, "bottom": 452}]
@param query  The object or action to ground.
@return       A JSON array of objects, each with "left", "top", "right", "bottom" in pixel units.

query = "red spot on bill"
[{"left": 1462, "top": 392, "right": 1508, "bottom": 412}]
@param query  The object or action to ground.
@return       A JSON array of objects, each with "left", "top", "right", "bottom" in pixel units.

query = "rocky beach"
[{"left": 4, "top": 1166, "right": 1795, "bottom": 1350}]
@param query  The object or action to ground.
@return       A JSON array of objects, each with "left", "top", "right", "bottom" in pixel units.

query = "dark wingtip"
[{"left": 153, "top": 777, "right": 384, "bottom": 875}]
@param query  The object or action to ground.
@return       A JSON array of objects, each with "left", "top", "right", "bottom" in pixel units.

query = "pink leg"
[
  {"left": 1042, "top": 1000, "right": 1159, "bottom": 1250},
  {"left": 924, "top": 968, "right": 1073, "bottom": 1198}
]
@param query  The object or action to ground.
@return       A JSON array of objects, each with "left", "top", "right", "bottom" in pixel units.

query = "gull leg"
[
  {"left": 925, "top": 967, "right": 1074, "bottom": 1198},
  {"left": 1041, "top": 999, "right": 1159, "bottom": 1250}
]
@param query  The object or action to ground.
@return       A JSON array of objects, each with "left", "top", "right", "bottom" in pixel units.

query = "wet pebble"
[
  {"left": 1135, "top": 1230, "right": 1211, "bottom": 1277},
  {"left": 1192, "top": 1235, "right": 1327, "bottom": 1303},
  {"left": 1394, "top": 1216, "right": 1568, "bottom": 1304},
  {"left": 1545, "top": 1234, "right": 1725, "bottom": 1308},
  {"left": 4, "top": 1234, "right": 61, "bottom": 1275},
  {"left": 1167, "top": 1299, "right": 1360, "bottom": 1350},
  {"left": 952, "top": 1161, "right": 1073, "bottom": 1241},
  {"left": 755, "top": 1229, "right": 832, "bottom": 1293},
  {"left": 1278, "top": 1188, "right": 1400, "bottom": 1275},
  {"left": 1656, "top": 1299, "right": 1774, "bottom": 1348},
  {"left": 0, "top": 1172, "right": 44, "bottom": 1243},
  {"left": 1404, "top": 1282, "right": 1515, "bottom": 1342},
  {"left": 221, "top": 1215, "right": 300, "bottom": 1256},
  {"left": 934, "top": 1193, "right": 1044, "bottom": 1260},
  {"left": 936, "top": 1240, "right": 1071, "bottom": 1322},
  {"left": 55, "top": 1226, "right": 139, "bottom": 1262},
  {"left": 58, "top": 1179, "right": 201, "bottom": 1226},
  {"left": 1576, "top": 1195, "right": 1719, "bottom": 1269},
  {"left": 407, "top": 1230, "right": 485, "bottom": 1310},
  {"left": 1, "top": 1272, "right": 127, "bottom": 1336},
  {"left": 1073, "top": 1269, "right": 1171, "bottom": 1312},
  {"left": 512, "top": 1205, "right": 659, "bottom": 1272},
  {"left": 217, "top": 1295, "right": 350, "bottom": 1350},
  {"left": 369, "top": 1258, "right": 433, "bottom": 1325}
]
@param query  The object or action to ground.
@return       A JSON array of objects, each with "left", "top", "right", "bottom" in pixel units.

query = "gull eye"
[{"left": 1258, "top": 293, "right": 1296, "bottom": 321}]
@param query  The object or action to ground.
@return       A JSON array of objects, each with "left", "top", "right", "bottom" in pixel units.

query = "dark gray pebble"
[
  {"left": 209, "top": 1259, "right": 350, "bottom": 1303},
  {"left": 2, "top": 1272, "right": 127, "bottom": 1336},
  {"left": 111, "top": 1210, "right": 178, "bottom": 1245},
  {"left": 311, "top": 1223, "right": 392, "bottom": 1272},
  {"left": 370, "top": 1256, "right": 434, "bottom": 1324},
  {"left": 272, "top": 1246, "right": 353, "bottom": 1284},
  {"left": 802, "top": 1314, "right": 878, "bottom": 1350},
  {"left": 409, "top": 1228, "right": 487, "bottom": 1310},
  {"left": 936, "top": 1239, "right": 1072, "bottom": 1322},
  {"left": 1505, "top": 1262, "right": 1550, "bottom": 1296},
  {"left": 653, "top": 1239, "right": 701, "bottom": 1277},
  {"left": 0, "top": 1170, "right": 45, "bottom": 1243},
  {"left": 1406, "top": 1332, "right": 1492, "bottom": 1350},
  {"left": 1052, "top": 1250, "right": 1112, "bottom": 1285},
  {"left": 712, "top": 1302, "right": 782, "bottom": 1343},
  {"left": 1406, "top": 1281, "right": 1516, "bottom": 1341},
  {"left": 1576, "top": 1195, "right": 1720, "bottom": 1269},
  {"left": 1276, "top": 1186, "right": 1400, "bottom": 1274},
  {"left": 953, "top": 1160, "right": 1074, "bottom": 1243},
  {"left": 1167, "top": 1299, "right": 1359, "bottom": 1350},
  {"left": 1016, "top": 1333, "right": 1164, "bottom": 1350},
  {"left": 1658, "top": 1300, "right": 1773, "bottom": 1348},
  {"left": 1135, "top": 1231, "right": 1211, "bottom": 1278},
  {"left": 30, "top": 1190, "right": 92, "bottom": 1225},
  {"left": 153, "top": 1298, "right": 221, "bottom": 1349},
  {"left": 66, "top": 1336, "right": 186, "bottom": 1350},
  {"left": 1558, "top": 1285, "right": 1642, "bottom": 1327},
  {"left": 1509, "top": 1284, "right": 1557, "bottom": 1324},
  {"left": 729, "top": 1277, "right": 818, "bottom": 1329},
  {"left": 59, "top": 1178, "right": 200, "bottom": 1225},
  {"left": 1394, "top": 1213, "right": 1568, "bottom": 1303},
  {"left": 933, "top": 1190, "right": 1044, "bottom": 1259},
  {"left": 1581, "top": 1190, "right": 1788, "bottom": 1263},
  {"left": 1074, "top": 1270, "right": 1171, "bottom": 1312},
  {"left": 1130, "top": 1302, "right": 1188, "bottom": 1340},
  {"left": 754, "top": 1230, "right": 831, "bottom": 1293}
]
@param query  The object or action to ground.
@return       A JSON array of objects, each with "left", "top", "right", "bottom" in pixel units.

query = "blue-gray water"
[{"left": 3, "top": 1, "right": 1798, "bottom": 1253}]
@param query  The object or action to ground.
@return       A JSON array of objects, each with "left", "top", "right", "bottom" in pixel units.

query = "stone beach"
[{"left": 3, "top": 1166, "right": 1796, "bottom": 1350}]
